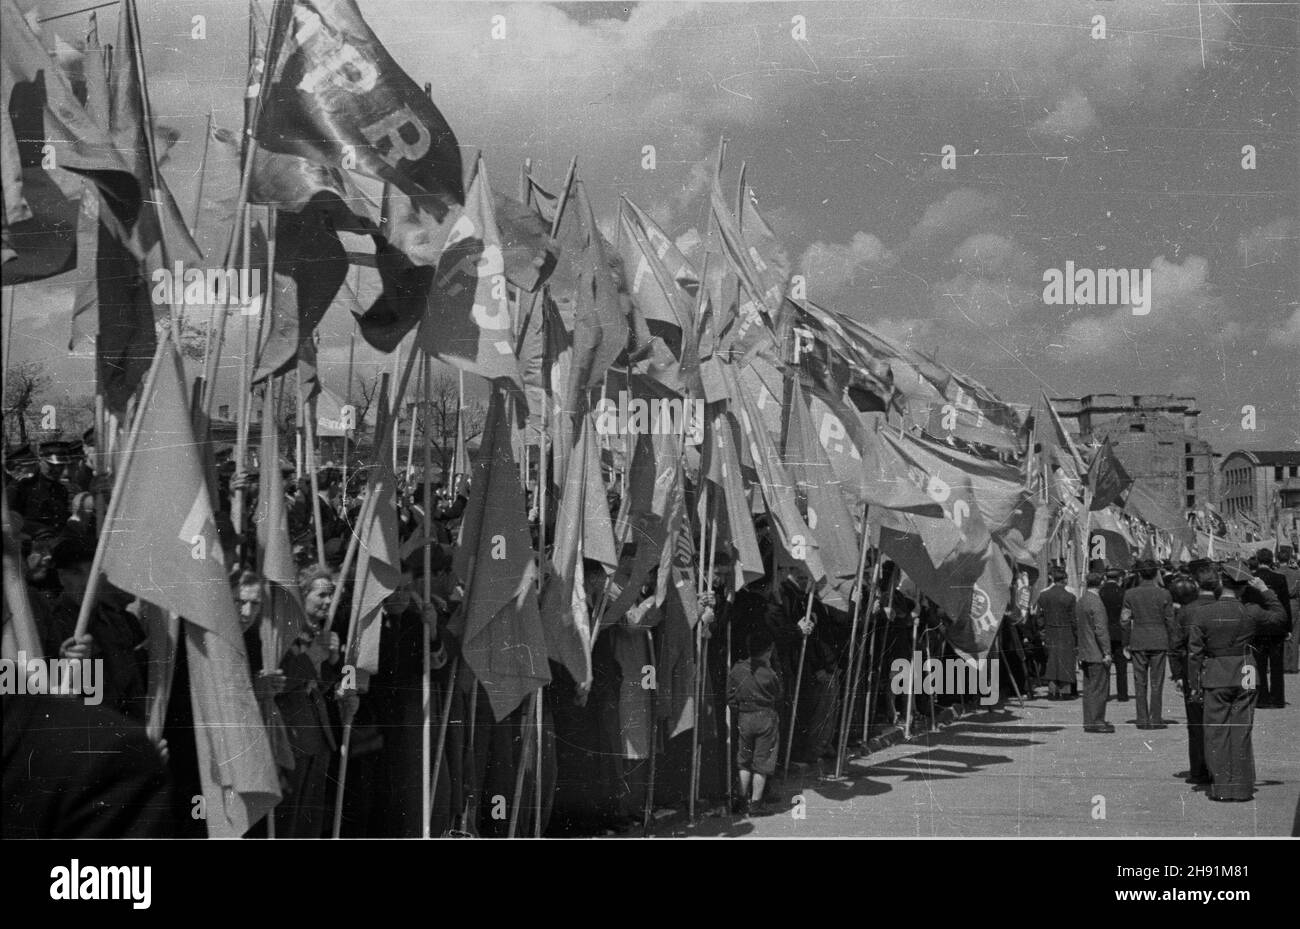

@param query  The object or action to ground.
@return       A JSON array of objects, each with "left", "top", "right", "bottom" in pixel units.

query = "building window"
[
  {"left": 1186, "top": 475, "right": 1195, "bottom": 491},
  {"left": 1185, "top": 457, "right": 1194, "bottom": 472},
  {"left": 218, "top": 404, "right": 230, "bottom": 419},
  {"left": 1130, "top": 423, "right": 1145, "bottom": 433},
  {"left": 1291, "top": 466, "right": 1299, "bottom": 478},
  {"left": 1276, "top": 466, "right": 1285, "bottom": 481},
  {"left": 1186, "top": 494, "right": 1196, "bottom": 508},
  {"left": 1185, "top": 443, "right": 1192, "bottom": 454}
]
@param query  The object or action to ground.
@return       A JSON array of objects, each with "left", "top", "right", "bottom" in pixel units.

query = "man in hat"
[
  {"left": 1034, "top": 567, "right": 1077, "bottom": 700},
  {"left": 1098, "top": 568, "right": 1129, "bottom": 701},
  {"left": 1252, "top": 548, "right": 1292, "bottom": 708},
  {"left": 1188, "top": 560, "right": 1287, "bottom": 801},
  {"left": 1120, "top": 558, "right": 1176, "bottom": 729},
  {"left": 5, "top": 440, "right": 74, "bottom": 542},
  {"left": 1169, "top": 557, "right": 1217, "bottom": 785}
]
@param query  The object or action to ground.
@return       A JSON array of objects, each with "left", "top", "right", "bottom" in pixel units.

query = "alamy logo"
[
  {"left": 50, "top": 860, "right": 151, "bottom": 909},
  {"left": 1042, "top": 261, "right": 1151, "bottom": 315},
  {"left": 0, "top": 652, "right": 102, "bottom": 705},
  {"left": 594, "top": 391, "right": 704, "bottom": 445},
  {"left": 890, "top": 653, "right": 1000, "bottom": 706},
  {"left": 151, "top": 262, "right": 262, "bottom": 310}
]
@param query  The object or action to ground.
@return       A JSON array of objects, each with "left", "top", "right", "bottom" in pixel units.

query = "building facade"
[
  {"left": 1219, "top": 450, "right": 1300, "bottom": 534},
  {"left": 1051, "top": 394, "right": 1217, "bottom": 520}
]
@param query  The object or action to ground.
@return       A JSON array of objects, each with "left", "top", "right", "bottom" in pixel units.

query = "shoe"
[
  {"left": 1148, "top": 723, "right": 1169, "bottom": 730},
  {"left": 1084, "top": 724, "right": 1115, "bottom": 733},
  {"left": 1184, "top": 775, "right": 1212, "bottom": 785},
  {"left": 1116, "top": 696, "right": 1130, "bottom": 702},
  {"left": 748, "top": 800, "right": 775, "bottom": 817}
]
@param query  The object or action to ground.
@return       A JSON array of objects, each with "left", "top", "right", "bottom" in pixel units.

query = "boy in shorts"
[{"left": 727, "top": 627, "right": 783, "bottom": 817}]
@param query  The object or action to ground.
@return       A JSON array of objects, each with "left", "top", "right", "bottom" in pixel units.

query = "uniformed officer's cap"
[
  {"left": 1219, "top": 559, "right": 1253, "bottom": 585},
  {"left": 1135, "top": 558, "right": 1159, "bottom": 572},
  {"left": 4, "top": 442, "right": 36, "bottom": 464},
  {"left": 38, "top": 440, "right": 82, "bottom": 464},
  {"left": 1187, "top": 557, "right": 1214, "bottom": 574}
]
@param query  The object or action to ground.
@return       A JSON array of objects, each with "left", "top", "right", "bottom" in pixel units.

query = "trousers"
[
  {"left": 1201, "top": 685, "right": 1256, "bottom": 801},
  {"left": 1130, "top": 650, "right": 1167, "bottom": 725},
  {"left": 1081, "top": 662, "right": 1109, "bottom": 728}
]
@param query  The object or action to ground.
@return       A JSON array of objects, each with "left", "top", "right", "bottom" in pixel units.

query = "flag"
[
  {"left": 707, "top": 168, "right": 780, "bottom": 363},
  {"left": 345, "top": 407, "right": 402, "bottom": 680},
  {"left": 1039, "top": 394, "right": 1086, "bottom": 517},
  {"left": 565, "top": 180, "right": 630, "bottom": 409},
  {"left": 255, "top": 0, "right": 463, "bottom": 218},
  {"left": 879, "top": 499, "right": 1012, "bottom": 664},
  {"left": 784, "top": 298, "right": 897, "bottom": 414},
  {"left": 254, "top": 387, "right": 308, "bottom": 663},
  {"left": 1088, "top": 437, "right": 1133, "bottom": 510},
  {"left": 786, "top": 380, "right": 860, "bottom": 611},
  {"left": 702, "top": 404, "right": 765, "bottom": 592},
  {"left": 539, "top": 410, "right": 617, "bottom": 690},
  {"left": 722, "top": 360, "right": 825, "bottom": 586},
  {"left": 98, "top": 340, "right": 279, "bottom": 836},
  {"left": 449, "top": 389, "right": 550, "bottom": 720},
  {"left": 105, "top": 0, "right": 202, "bottom": 270},
  {"left": 1089, "top": 506, "right": 1135, "bottom": 569},
  {"left": 2, "top": 0, "right": 139, "bottom": 286},
  {"left": 618, "top": 197, "right": 698, "bottom": 389}
]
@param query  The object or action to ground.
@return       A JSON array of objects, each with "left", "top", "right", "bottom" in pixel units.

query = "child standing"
[{"left": 727, "top": 627, "right": 783, "bottom": 817}]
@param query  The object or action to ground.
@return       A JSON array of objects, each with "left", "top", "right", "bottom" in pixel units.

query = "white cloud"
[{"left": 1030, "top": 90, "right": 1099, "bottom": 140}]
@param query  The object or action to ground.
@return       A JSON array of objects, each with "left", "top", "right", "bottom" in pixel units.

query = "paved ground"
[{"left": 676, "top": 673, "right": 1299, "bottom": 837}]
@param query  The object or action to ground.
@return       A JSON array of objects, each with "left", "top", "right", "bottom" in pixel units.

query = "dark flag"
[
  {"left": 1088, "top": 437, "right": 1133, "bottom": 511},
  {"left": 255, "top": 0, "right": 463, "bottom": 219},
  {"left": 1, "top": 0, "right": 137, "bottom": 284}
]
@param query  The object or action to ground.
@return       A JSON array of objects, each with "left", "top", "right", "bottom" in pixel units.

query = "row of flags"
[{"left": 10, "top": 0, "right": 1287, "bottom": 834}]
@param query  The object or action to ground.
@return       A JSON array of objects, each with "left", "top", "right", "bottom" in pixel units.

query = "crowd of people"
[{"left": 4, "top": 435, "right": 1298, "bottom": 836}]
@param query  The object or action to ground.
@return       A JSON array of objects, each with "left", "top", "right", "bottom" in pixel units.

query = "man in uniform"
[
  {"left": 1252, "top": 548, "right": 1292, "bottom": 707},
  {"left": 1169, "top": 558, "right": 1216, "bottom": 786},
  {"left": 1098, "top": 568, "right": 1129, "bottom": 701},
  {"left": 4, "top": 440, "right": 74, "bottom": 544},
  {"left": 1188, "top": 561, "right": 1287, "bottom": 802},
  {"left": 1075, "top": 572, "right": 1114, "bottom": 733},
  {"left": 1034, "top": 567, "right": 1077, "bottom": 700},
  {"left": 1120, "top": 558, "right": 1176, "bottom": 729}
]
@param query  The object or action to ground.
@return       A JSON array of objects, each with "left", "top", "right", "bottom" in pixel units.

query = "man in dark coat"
[
  {"left": 1098, "top": 568, "right": 1129, "bottom": 701},
  {"left": 1034, "top": 568, "right": 1077, "bottom": 699},
  {"left": 1121, "top": 559, "right": 1176, "bottom": 729},
  {"left": 1252, "top": 548, "right": 1292, "bottom": 708},
  {"left": 1188, "top": 561, "right": 1287, "bottom": 802},
  {"left": 1169, "top": 559, "right": 1217, "bottom": 786}
]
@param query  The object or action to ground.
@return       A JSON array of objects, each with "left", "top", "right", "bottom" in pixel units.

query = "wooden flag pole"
[
  {"left": 507, "top": 692, "right": 536, "bottom": 838},
  {"left": 421, "top": 352, "right": 434, "bottom": 838},
  {"left": 231, "top": 208, "right": 256, "bottom": 561},
  {"left": 642, "top": 626, "right": 659, "bottom": 836},
  {"left": 688, "top": 483, "right": 710, "bottom": 822},
  {"left": 902, "top": 607, "right": 921, "bottom": 739},
  {"left": 303, "top": 381, "right": 326, "bottom": 569},
  {"left": 782, "top": 585, "right": 815, "bottom": 778},
  {"left": 532, "top": 684, "right": 544, "bottom": 838},
  {"left": 429, "top": 655, "right": 459, "bottom": 827},
  {"left": 834, "top": 508, "right": 875, "bottom": 779},
  {"left": 73, "top": 332, "right": 172, "bottom": 640},
  {"left": 342, "top": 320, "right": 356, "bottom": 497},
  {"left": 863, "top": 567, "right": 900, "bottom": 743}
]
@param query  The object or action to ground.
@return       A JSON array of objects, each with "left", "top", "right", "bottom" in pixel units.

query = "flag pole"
[
  {"left": 533, "top": 684, "right": 544, "bottom": 837},
  {"left": 902, "top": 604, "right": 921, "bottom": 739},
  {"left": 642, "top": 626, "right": 659, "bottom": 836},
  {"left": 507, "top": 692, "right": 536, "bottom": 838},
  {"left": 303, "top": 379, "right": 326, "bottom": 568},
  {"left": 420, "top": 350, "right": 434, "bottom": 839},
  {"left": 688, "top": 482, "right": 710, "bottom": 822},
  {"left": 863, "top": 566, "right": 900, "bottom": 742},
  {"left": 232, "top": 207, "right": 259, "bottom": 565},
  {"left": 122, "top": 0, "right": 182, "bottom": 344},
  {"left": 342, "top": 320, "right": 355, "bottom": 500},
  {"left": 782, "top": 584, "right": 815, "bottom": 778},
  {"left": 73, "top": 331, "right": 172, "bottom": 640},
  {"left": 835, "top": 506, "right": 875, "bottom": 779}
]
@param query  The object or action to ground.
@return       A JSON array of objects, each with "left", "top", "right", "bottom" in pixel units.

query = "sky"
[{"left": 5, "top": 0, "right": 1298, "bottom": 457}]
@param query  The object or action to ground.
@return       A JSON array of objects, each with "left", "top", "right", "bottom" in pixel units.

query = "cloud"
[
  {"left": 1029, "top": 90, "right": 1099, "bottom": 140},
  {"left": 949, "top": 233, "right": 1037, "bottom": 281},
  {"left": 798, "top": 232, "right": 898, "bottom": 301},
  {"left": 902, "top": 189, "right": 1005, "bottom": 257}
]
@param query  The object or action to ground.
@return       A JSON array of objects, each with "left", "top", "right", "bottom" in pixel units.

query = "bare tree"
[
  {"left": 3, "top": 360, "right": 53, "bottom": 446},
  {"left": 410, "top": 373, "right": 485, "bottom": 475}
]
